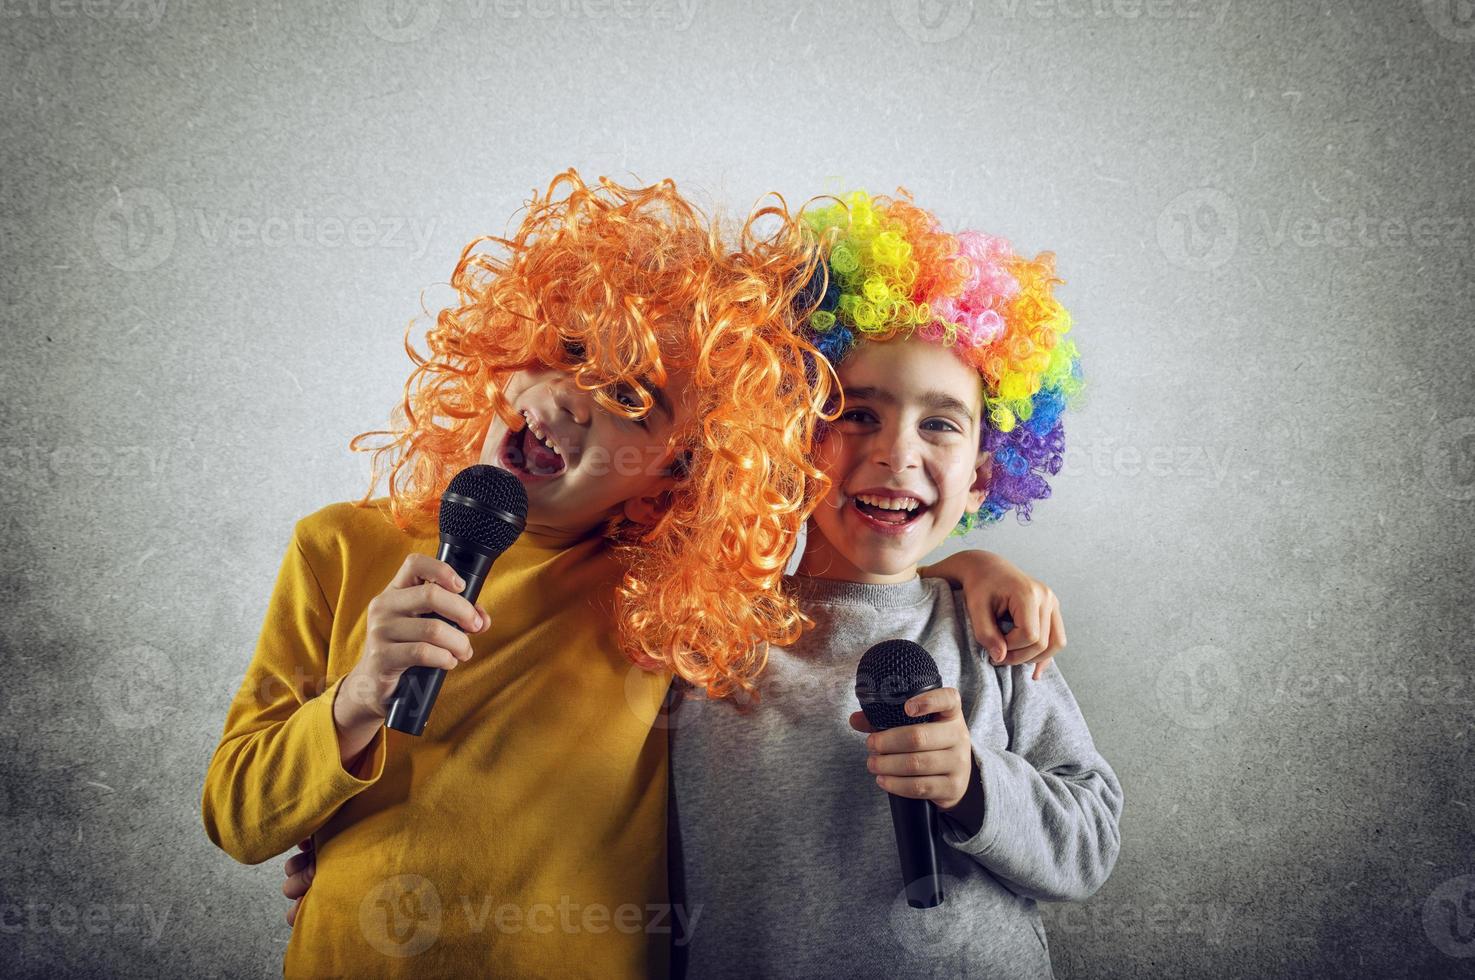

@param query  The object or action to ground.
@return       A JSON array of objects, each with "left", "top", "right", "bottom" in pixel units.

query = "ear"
[
  {"left": 622, "top": 482, "right": 677, "bottom": 527},
  {"left": 965, "top": 445, "right": 993, "bottom": 516},
  {"left": 622, "top": 448, "right": 691, "bottom": 526}
]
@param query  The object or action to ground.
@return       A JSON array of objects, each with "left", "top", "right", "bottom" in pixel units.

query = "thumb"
[{"left": 972, "top": 613, "right": 1008, "bottom": 665}]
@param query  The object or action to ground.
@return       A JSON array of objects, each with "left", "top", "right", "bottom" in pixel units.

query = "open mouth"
[
  {"left": 500, "top": 413, "right": 567, "bottom": 479},
  {"left": 849, "top": 493, "right": 928, "bottom": 533}
]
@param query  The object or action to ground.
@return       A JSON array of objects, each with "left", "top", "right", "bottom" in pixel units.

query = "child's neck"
[
  {"left": 519, "top": 501, "right": 626, "bottom": 549},
  {"left": 520, "top": 522, "right": 603, "bottom": 550},
  {"left": 794, "top": 533, "right": 920, "bottom": 586}
]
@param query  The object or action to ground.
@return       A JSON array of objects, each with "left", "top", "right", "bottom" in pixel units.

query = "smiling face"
[
  {"left": 798, "top": 337, "right": 991, "bottom": 584},
  {"left": 479, "top": 363, "right": 693, "bottom": 542}
]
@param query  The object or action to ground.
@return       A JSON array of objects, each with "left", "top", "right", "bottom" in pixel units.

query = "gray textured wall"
[{"left": 2, "top": 0, "right": 1473, "bottom": 977}]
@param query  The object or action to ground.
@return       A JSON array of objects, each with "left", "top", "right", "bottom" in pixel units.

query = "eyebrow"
[
  {"left": 636, "top": 376, "right": 673, "bottom": 423},
  {"left": 844, "top": 385, "right": 977, "bottom": 420}
]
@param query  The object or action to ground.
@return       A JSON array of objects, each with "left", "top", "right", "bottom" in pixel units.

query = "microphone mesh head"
[
  {"left": 439, "top": 465, "right": 528, "bottom": 557},
  {"left": 855, "top": 639, "right": 943, "bottom": 731}
]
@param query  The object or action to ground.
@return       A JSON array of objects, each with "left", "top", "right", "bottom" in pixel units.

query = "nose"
[
  {"left": 549, "top": 376, "right": 592, "bottom": 426},
  {"left": 872, "top": 425, "right": 921, "bottom": 473}
]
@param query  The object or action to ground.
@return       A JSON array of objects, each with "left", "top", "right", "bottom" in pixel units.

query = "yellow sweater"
[{"left": 201, "top": 499, "right": 672, "bottom": 979}]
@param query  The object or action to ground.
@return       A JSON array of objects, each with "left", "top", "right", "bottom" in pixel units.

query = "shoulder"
[
  {"left": 911, "top": 577, "right": 995, "bottom": 679},
  {"left": 291, "top": 498, "right": 428, "bottom": 572},
  {"left": 921, "top": 577, "right": 990, "bottom": 657}
]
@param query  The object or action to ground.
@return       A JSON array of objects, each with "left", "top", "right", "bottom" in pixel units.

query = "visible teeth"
[
  {"left": 521, "top": 411, "right": 562, "bottom": 456},
  {"left": 854, "top": 494, "right": 920, "bottom": 511}
]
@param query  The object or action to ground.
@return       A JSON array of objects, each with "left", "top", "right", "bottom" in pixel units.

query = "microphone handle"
[
  {"left": 384, "top": 538, "right": 497, "bottom": 736},
  {"left": 887, "top": 612, "right": 1011, "bottom": 907},
  {"left": 889, "top": 793, "right": 945, "bottom": 909},
  {"left": 880, "top": 676, "right": 945, "bottom": 909}
]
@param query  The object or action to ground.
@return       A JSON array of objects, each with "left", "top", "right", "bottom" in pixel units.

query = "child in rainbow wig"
[
  {"left": 212, "top": 171, "right": 1064, "bottom": 977},
  {"left": 666, "top": 190, "right": 1120, "bottom": 979}
]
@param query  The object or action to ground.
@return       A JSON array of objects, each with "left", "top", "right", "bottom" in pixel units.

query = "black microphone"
[
  {"left": 856, "top": 638, "right": 947, "bottom": 910},
  {"left": 385, "top": 465, "right": 527, "bottom": 736}
]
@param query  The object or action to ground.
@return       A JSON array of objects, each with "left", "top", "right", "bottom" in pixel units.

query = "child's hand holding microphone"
[
  {"left": 331, "top": 554, "right": 489, "bottom": 772},
  {"left": 849, "top": 685, "right": 984, "bottom": 833}
]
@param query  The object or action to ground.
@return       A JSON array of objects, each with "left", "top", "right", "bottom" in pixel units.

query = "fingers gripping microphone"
[
  {"left": 856, "top": 639, "right": 946, "bottom": 910},
  {"left": 385, "top": 465, "right": 527, "bottom": 736}
]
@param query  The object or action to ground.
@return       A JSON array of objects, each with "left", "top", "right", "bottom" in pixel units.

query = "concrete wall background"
[{"left": 2, "top": 0, "right": 1473, "bottom": 976}]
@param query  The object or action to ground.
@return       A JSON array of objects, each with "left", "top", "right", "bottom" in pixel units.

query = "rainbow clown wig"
[
  {"left": 351, "top": 170, "right": 832, "bottom": 700},
  {"left": 795, "top": 189, "right": 1083, "bottom": 529}
]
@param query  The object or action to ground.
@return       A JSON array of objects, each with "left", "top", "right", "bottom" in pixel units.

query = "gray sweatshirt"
[{"left": 666, "top": 574, "right": 1123, "bottom": 979}]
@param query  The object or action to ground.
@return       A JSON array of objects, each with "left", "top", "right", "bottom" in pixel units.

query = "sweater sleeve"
[
  {"left": 200, "top": 520, "right": 387, "bottom": 865},
  {"left": 937, "top": 660, "right": 1123, "bottom": 902}
]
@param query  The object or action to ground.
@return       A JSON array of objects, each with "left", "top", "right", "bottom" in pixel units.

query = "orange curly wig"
[{"left": 349, "top": 170, "right": 836, "bottom": 700}]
